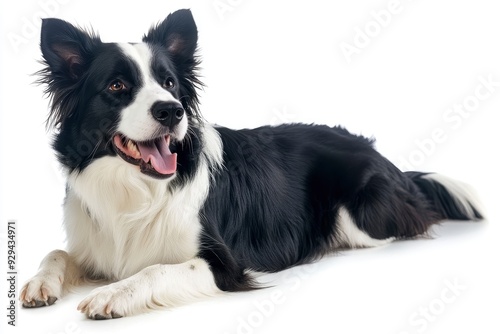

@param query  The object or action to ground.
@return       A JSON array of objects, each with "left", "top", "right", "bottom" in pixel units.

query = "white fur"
[
  {"left": 422, "top": 173, "right": 486, "bottom": 219},
  {"left": 201, "top": 123, "right": 224, "bottom": 170},
  {"left": 117, "top": 43, "right": 188, "bottom": 142},
  {"left": 335, "top": 206, "right": 394, "bottom": 248}
]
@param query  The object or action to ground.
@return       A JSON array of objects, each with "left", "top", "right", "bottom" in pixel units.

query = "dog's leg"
[
  {"left": 77, "top": 258, "right": 220, "bottom": 319},
  {"left": 336, "top": 206, "right": 395, "bottom": 248},
  {"left": 346, "top": 173, "right": 438, "bottom": 240},
  {"left": 20, "top": 249, "right": 81, "bottom": 307}
]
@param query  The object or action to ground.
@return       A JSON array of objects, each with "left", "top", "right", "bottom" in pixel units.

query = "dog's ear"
[
  {"left": 40, "top": 18, "right": 101, "bottom": 81},
  {"left": 142, "top": 9, "right": 198, "bottom": 60},
  {"left": 143, "top": 9, "right": 202, "bottom": 119},
  {"left": 39, "top": 19, "right": 101, "bottom": 128}
]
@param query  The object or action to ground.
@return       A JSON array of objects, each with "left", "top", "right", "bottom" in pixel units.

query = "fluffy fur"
[{"left": 20, "top": 9, "right": 484, "bottom": 319}]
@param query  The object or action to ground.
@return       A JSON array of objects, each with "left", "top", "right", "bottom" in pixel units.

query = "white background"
[{"left": 1, "top": 0, "right": 499, "bottom": 333}]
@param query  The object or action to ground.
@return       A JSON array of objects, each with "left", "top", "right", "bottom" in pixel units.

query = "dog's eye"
[
  {"left": 109, "top": 81, "right": 126, "bottom": 91},
  {"left": 163, "top": 77, "right": 175, "bottom": 89}
]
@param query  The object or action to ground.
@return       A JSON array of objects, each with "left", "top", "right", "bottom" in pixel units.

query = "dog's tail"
[{"left": 405, "top": 172, "right": 485, "bottom": 221}]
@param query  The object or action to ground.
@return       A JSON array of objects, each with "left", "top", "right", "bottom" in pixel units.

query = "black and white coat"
[{"left": 20, "top": 9, "right": 483, "bottom": 319}]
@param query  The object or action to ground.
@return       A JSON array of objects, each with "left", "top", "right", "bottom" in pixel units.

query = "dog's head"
[{"left": 40, "top": 9, "right": 202, "bottom": 179}]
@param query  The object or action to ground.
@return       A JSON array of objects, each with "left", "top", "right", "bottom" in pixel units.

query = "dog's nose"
[{"left": 151, "top": 101, "right": 184, "bottom": 127}]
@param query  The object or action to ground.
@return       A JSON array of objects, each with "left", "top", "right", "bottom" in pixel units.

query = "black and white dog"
[{"left": 21, "top": 9, "right": 483, "bottom": 319}]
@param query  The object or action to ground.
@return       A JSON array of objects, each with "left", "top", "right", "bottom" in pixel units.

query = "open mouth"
[{"left": 112, "top": 134, "right": 177, "bottom": 179}]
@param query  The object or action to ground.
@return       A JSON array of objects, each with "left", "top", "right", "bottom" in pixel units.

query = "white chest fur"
[{"left": 64, "top": 155, "right": 210, "bottom": 281}]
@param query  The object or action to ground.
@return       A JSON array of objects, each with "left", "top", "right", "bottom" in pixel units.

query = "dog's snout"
[{"left": 151, "top": 101, "right": 184, "bottom": 127}]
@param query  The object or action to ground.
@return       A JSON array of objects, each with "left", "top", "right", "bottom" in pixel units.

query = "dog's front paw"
[
  {"left": 20, "top": 273, "right": 62, "bottom": 308},
  {"left": 78, "top": 282, "right": 135, "bottom": 320}
]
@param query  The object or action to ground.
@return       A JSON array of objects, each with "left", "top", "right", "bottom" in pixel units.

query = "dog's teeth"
[{"left": 126, "top": 140, "right": 140, "bottom": 158}]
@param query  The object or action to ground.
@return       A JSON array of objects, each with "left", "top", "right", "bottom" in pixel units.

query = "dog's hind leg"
[
  {"left": 343, "top": 171, "right": 484, "bottom": 244},
  {"left": 344, "top": 172, "right": 441, "bottom": 242},
  {"left": 20, "top": 249, "right": 82, "bottom": 307},
  {"left": 334, "top": 206, "right": 395, "bottom": 248}
]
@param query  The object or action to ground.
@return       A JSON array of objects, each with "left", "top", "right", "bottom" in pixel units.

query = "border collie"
[{"left": 20, "top": 9, "right": 484, "bottom": 319}]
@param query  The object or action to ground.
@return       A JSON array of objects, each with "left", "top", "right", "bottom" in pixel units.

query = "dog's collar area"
[{"left": 112, "top": 134, "right": 177, "bottom": 179}]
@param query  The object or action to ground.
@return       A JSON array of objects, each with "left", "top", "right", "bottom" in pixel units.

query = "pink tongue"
[{"left": 136, "top": 136, "right": 177, "bottom": 174}]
